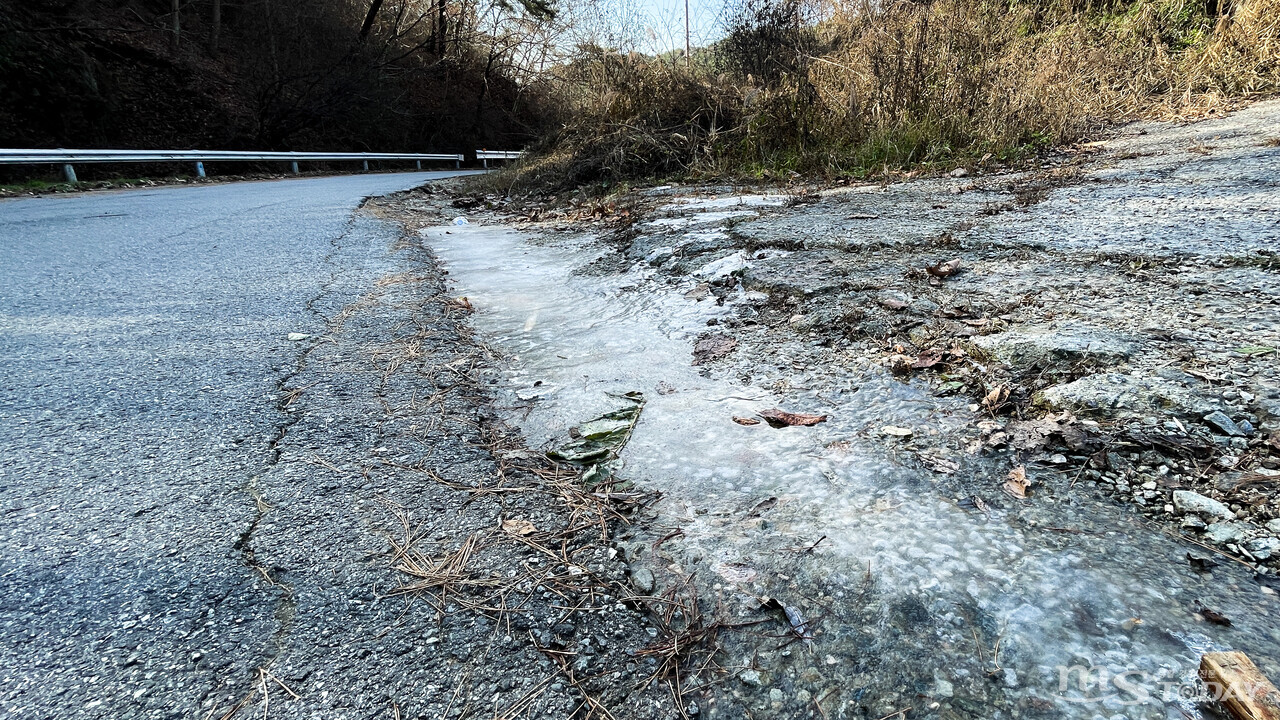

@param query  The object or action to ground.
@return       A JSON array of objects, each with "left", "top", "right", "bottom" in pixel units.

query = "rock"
[
  {"left": 1268, "top": 519, "right": 1280, "bottom": 534},
  {"left": 1037, "top": 373, "right": 1218, "bottom": 420},
  {"left": 694, "top": 251, "right": 750, "bottom": 280},
  {"left": 739, "top": 669, "right": 763, "bottom": 687},
  {"left": 934, "top": 675, "right": 955, "bottom": 698},
  {"left": 1203, "top": 410, "right": 1247, "bottom": 437},
  {"left": 769, "top": 689, "right": 784, "bottom": 704},
  {"left": 630, "top": 567, "right": 655, "bottom": 594},
  {"left": 286, "top": 332, "right": 310, "bottom": 341},
  {"left": 1173, "top": 491, "right": 1234, "bottom": 521},
  {"left": 1181, "top": 516, "right": 1207, "bottom": 529},
  {"left": 973, "top": 325, "right": 1137, "bottom": 369},
  {"left": 644, "top": 246, "right": 675, "bottom": 266},
  {"left": 1204, "top": 522, "right": 1247, "bottom": 545},
  {"left": 1245, "top": 537, "right": 1279, "bottom": 560},
  {"left": 949, "top": 168, "right": 969, "bottom": 178}
]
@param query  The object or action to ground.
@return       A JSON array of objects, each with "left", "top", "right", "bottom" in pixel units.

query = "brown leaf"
[
  {"left": 758, "top": 409, "right": 828, "bottom": 428},
  {"left": 501, "top": 518, "right": 537, "bottom": 536},
  {"left": 926, "top": 259, "right": 962, "bottom": 279},
  {"left": 692, "top": 333, "right": 737, "bottom": 365},
  {"left": 913, "top": 350, "right": 946, "bottom": 369},
  {"left": 1004, "top": 465, "right": 1030, "bottom": 498},
  {"left": 879, "top": 297, "right": 908, "bottom": 310},
  {"left": 886, "top": 354, "right": 914, "bottom": 376},
  {"left": 732, "top": 416, "right": 761, "bottom": 426},
  {"left": 1197, "top": 604, "right": 1232, "bottom": 626},
  {"left": 982, "top": 384, "right": 1010, "bottom": 409},
  {"left": 1269, "top": 430, "right": 1280, "bottom": 452},
  {"left": 1007, "top": 417, "right": 1063, "bottom": 452},
  {"left": 452, "top": 296, "right": 474, "bottom": 312}
]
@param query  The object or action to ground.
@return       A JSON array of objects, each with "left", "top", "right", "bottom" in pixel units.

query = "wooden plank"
[{"left": 1200, "top": 651, "right": 1280, "bottom": 720}]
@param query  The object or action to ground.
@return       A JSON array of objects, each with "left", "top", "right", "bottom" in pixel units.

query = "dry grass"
[{"left": 497, "top": 0, "right": 1280, "bottom": 192}]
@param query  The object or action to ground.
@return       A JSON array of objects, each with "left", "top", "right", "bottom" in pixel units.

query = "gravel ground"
[
  {"left": 480, "top": 98, "right": 1280, "bottom": 572},
  {"left": 403, "top": 98, "right": 1280, "bottom": 718}
]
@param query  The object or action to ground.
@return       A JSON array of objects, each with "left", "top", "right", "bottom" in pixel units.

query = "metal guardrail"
[
  {"left": 0, "top": 148, "right": 523, "bottom": 182},
  {"left": 475, "top": 149, "right": 524, "bottom": 169}
]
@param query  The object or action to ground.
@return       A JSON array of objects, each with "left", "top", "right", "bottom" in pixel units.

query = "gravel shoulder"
[{"left": 477, "top": 99, "right": 1280, "bottom": 573}]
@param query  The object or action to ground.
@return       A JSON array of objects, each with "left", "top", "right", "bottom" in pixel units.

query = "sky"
[{"left": 565, "top": 0, "right": 730, "bottom": 54}]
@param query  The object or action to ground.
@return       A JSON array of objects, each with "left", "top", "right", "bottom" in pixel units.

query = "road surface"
[{"left": 0, "top": 172, "right": 471, "bottom": 719}]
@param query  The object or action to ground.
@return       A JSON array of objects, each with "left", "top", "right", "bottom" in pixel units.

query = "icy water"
[{"left": 422, "top": 219, "right": 1280, "bottom": 719}]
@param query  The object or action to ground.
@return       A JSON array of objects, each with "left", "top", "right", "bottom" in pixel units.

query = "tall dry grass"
[{"left": 504, "top": 0, "right": 1279, "bottom": 191}]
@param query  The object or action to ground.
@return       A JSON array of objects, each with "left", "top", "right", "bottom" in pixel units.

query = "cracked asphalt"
[{"left": 0, "top": 172, "right": 478, "bottom": 719}]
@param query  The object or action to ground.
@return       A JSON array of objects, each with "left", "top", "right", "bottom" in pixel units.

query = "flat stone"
[
  {"left": 1204, "top": 522, "right": 1247, "bottom": 545},
  {"left": 1037, "top": 373, "right": 1218, "bottom": 420},
  {"left": 739, "top": 669, "right": 763, "bottom": 687},
  {"left": 630, "top": 567, "right": 655, "bottom": 594},
  {"left": 1172, "top": 490, "right": 1234, "bottom": 521},
  {"left": 973, "top": 325, "right": 1138, "bottom": 369},
  {"left": 1244, "top": 537, "right": 1279, "bottom": 560},
  {"left": 1203, "top": 410, "right": 1246, "bottom": 437},
  {"left": 1268, "top": 519, "right": 1280, "bottom": 534}
]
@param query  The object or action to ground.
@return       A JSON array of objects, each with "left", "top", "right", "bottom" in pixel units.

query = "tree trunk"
[
  {"left": 170, "top": 0, "right": 180, "bottom": 53},
  {"left": 360, "top": 0, "right": 386, "bottom": 40},
  {"left": 210, "top": 0, "right": 221, "bottom": 54}
]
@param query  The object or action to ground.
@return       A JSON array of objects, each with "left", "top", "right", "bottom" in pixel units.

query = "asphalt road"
[{"left": 0, "top": 172, "right": 471, "bottom": 719}]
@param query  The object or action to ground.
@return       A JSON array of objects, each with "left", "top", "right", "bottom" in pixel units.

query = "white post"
[
  {"left": 195, "top": 161, "right": 206, "bottom": 178},
  {"left": 362, "top": 160, "right": 369, "bottom": 171},
  {"left": 62, "top": 164, "right": 78, "bottom": 183},
  {"left": 416, "top": 160, "right": 422, "bottom": 170},
  {"left": 290, "top": 161, "right": 299, "bottom": 174}
]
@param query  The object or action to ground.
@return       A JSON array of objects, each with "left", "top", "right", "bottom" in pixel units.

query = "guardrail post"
[
  {"left": 455, "top": 158, "right": 460, "bottom": 169},
  {"left": 62, "top": 164, "right": 78, "bottom": 183},
  {"left": 483, "top": 156, "right": 488, "bottom": 170},
  {"left": 195, "top": 161, "right": 206, "bottom": 178},
  {"left": 416, "top": 160, "right": 421, "bottom": 170},
  {"left": 290, "top": 161, "right": 299, "bottom": 174},
  {"left": 361, "top": 160, "right": 369, "bottom": 172}
]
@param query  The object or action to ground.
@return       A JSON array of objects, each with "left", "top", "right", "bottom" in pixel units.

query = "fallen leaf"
[
  {"left": 762, "top": 598, "right": 813, "bottom": 641},
  {"left": 886, "top": 354, "right": 914, "bottom": 376},
  {"left": 1236, "top": 345, "right": 1276, "bottom": 356},
  {"left": 913, "top": 350, "right": 946, "bottom": 369},
  {"left": 452, "top": 296, "right": 474, "bottom": 312},
  {"left": 1005, "top": 465, "right": 1030, "bottom": 498},
  {"left": 1007, "top": 417, "right": 1063, "bottom": 451},
  {"left": 1197, "top": 603, "right": 1232, "bottom": 626},
  {"left": 926, "top": 259, "right": 962, "bottom": 279},
  {"left": 982, "top": 384, "right": 1010, "bottom": 409},
  {"left": 501, "top": 518, "right": 537, "bottom": 536},
  {"left": 879, "top": 297, "right": 908, "bottom": 311},
  {"left": 881, "top": 425, "right": 913, "bottom": 437},
  {"left": 920, "top": 453, "right": 959, "bottom": 474},
  {"left": 758, "top": 409, "right": 828, "bottom": 427},
  {"left": 733, "top": 416, "right": 761, "bottom": 426},
  {"left": 747, "top": 497, "right": 778, "bottom": 517},
  {"left": 693, "top": 333, "right": 738, "bottom": 365}
]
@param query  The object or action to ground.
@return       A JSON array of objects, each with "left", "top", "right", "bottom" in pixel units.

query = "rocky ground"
[
  {"left": 370, "top": 100, "right": 1280, "bottom": 720},
  {"left": 458, "top": 99, "right": 1280, "bottom": 574}
]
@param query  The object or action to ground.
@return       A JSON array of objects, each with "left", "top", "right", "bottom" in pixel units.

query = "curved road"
[{"left": 0, "top": 172, "right": 470, "bottom": 719}]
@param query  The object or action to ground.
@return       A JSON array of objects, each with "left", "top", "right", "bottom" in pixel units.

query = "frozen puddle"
[{"left": 422, "top": 223, "right": 1280, "bottom": 719}]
